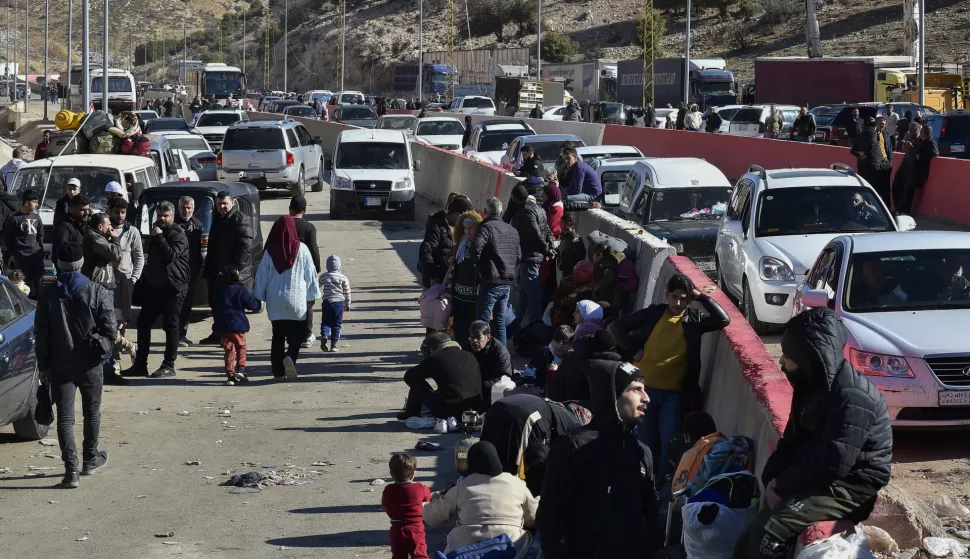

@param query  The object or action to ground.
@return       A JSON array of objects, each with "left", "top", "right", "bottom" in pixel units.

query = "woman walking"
[
  {"left": 451, "top": 210, "right": 482, "bottom": 348},
  {"left": 253, "top": 216, "right": 321, "bottom": 379}
]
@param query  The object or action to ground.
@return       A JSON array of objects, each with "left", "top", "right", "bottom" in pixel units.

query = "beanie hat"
[
  {"left": 56, "top": 242, "right": 84, "bottom": 271},
  {"left": 614, "top": 362, "right": 644, "bottom": 399},
  {"left": 572, "top": 260, "right": 594, "bottom": 284},
  {"left": 326, "top": 255, "right": 341, "bottom": 273}
]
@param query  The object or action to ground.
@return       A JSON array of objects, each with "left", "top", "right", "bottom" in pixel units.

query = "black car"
[
  {"left": 0, "top": 275, "right": 49, "bottom": 441},
  {"left": 135, "top": 182, "right": 265, "bottom": 307},
  {"left": 144, "top": 117, "right": 192, "bottom": 133},
  {"left": 267, "top": 99, "right": 303, "bottom": 114},
  {"left": 923, "top": 111, "right": 970, "bottom": 159}
]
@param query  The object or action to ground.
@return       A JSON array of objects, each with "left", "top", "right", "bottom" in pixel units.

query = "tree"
[
  {"left": 635, "top": 9, "right": 667, "bottom": 59},
  {"left": 805, "top": 0, "right": 822, "bottom": 57},
  {"left": 540, "top": 31, "right": 576, "bottom": 63}
]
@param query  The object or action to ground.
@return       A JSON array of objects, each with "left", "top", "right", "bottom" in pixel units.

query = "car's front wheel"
[
  {"left": 402, "top": 198, "right": 416, "bottom": 221},
  {"left": 742, "top": 278, "right": 771, "bottom": 335},
  {"left": 12, "top": 380, "right": 50, "bottom": 441}
]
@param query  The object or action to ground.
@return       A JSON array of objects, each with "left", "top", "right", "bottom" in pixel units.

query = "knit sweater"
[{"left": 252, "top": 243, "right": 321, "bottom": 321}]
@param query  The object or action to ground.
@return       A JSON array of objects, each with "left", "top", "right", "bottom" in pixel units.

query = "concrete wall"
[{"left": 410, "top": 142, "right": 521, "bottom": 211}]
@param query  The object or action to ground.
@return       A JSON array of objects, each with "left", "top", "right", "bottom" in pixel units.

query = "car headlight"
[
  {"left": 333, "top": 176, "right": 353, "bottom": 190},
  {"left": 849, "top": 348, "right": 914, "bottom": 378},
  {"left": 393, "top": 177, "right": 413, "bottom": 190},
  {"left": 760, "top": 256, "right": 795, "bottom": 281}
]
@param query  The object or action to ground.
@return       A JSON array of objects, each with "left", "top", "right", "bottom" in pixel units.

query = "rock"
[
  {"left": 177, "top": 411, "right": 190, "bottom": 416},
  {"left": 862, "top": 524, "right": 900, "bottom": 554},
  {"left": 39, "top": 438, "right": 57, "bottom": 446},
  {"left": 898, "top": 549, "right": 919, "bottom": 559},
  {"left": 154, "top": 532, "right": 175, "bottom": 538},
  {"left": 934, "top": 496, "right": 970, "bottom": 519},
  {"left": 955, "top": 530, "right": 970, "bottom": 540},
  {"left": 184, "top": 460, "right": 201, "bottom": 466},
  {"left": 868, "top": 484, "right": 947, "bottom": 549},
  {"left": 370, "top": 478, "right": 386, "bottom": 485},
  {"left": 923, "top": 536, "right": 968, "bottom": 557}
]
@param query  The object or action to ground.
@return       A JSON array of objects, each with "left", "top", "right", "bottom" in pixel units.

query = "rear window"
[
  {"left": 378, "top": 117, "right": 415, "bottom": 130},
  {"left": 833, "top": 107, "right": 877, "bottom": 127},
  {"left": 339, "top": 107, "right": 377, "bottom": 120},
  {"left": 732, "top": 108, "right": 764, "bottom": 123},
  {"left": 529, "top": 141, "right": 574, "bottom": 161},
  {"left": 141, "top": 195, "right": 215, "bottom": 235},
  {"left": 223, "top": 128, "right": 286, "bottom": 150},
  {"left": 478, "top": 131, "right": 533, "bottom": 152},
  {"left": 196, "top": 113, "right": 242, "bottom": 127},
  {"left": 285, "top": 106, "right": 318, "bottom": 117},
  {"left": 462, "top": 98, "right": 494, "bottom": 109},
  {"left": 941, "top": 116, "right": 970, "bottom": 137},
  {"left": 417, "top": 121, "right": 464, "bottom": 135},
  {"left": 166, "top": 137, "right": 210, "bottom": 151},
  {"left": 147, "top": 119, "right": 190, "bottom": 131},
  {"left": 717, "top": 108, "right": 740, "bottom": 120}
]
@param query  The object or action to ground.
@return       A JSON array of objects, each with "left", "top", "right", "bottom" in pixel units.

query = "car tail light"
[
  {"left": 217, "top": 152, "right": 223, "bottom": 166},
  {"left": 178, "top": 177, "right": 190, "bottom": 182},
  {"left": 197, "top": 156, "right": 217, "bottom": 164},
  {"left": 940, "top": 118, "right": 947, "bottom": 139},
  {"left": 286, "top": 151, "right": 295, "bottom": 166},
  {"left": 849, "top": 347, "right": 914, "bottom": 378}
]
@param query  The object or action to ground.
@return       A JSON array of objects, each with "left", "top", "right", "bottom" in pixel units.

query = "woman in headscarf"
[
  {"left": 424, "top": 441, "right": 538, "bottom": 553},
  {"left": 550, "top": 260, "right": 595, "bottom": 327},
  {"left": 542, "top": 173, "right": 564, "bottom": 239},
  {"left": 573, "top": 300, "right": 605, "bottom": 339},
  {"left": 252, "top": 215, "right": 321, "bottom": 379},
  {"left": 450, "top": 210, "right": 482, "bottom": 348}
]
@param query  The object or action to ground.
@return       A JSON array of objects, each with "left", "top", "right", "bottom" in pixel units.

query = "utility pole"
[
  {"left": 536, "top": 0, "right": 541, "bottom": 79},
  {"left": 918, "top": 0, "right": 925, "bottom": 106},
  {"left": 67, "top": 0, "right": 73, "bottom": 108},
  {"left": 283, "top": 0, "right": 287, "bottom": 93},
  {"left": 43, "top": 0, "right": 48, "bottom": 119},
  {"left": 242, "top": 9, "right": 246, "bottom": 74},
  {"left": 340, "top": 0, "right": 345, "bottom": 91},
  {"left": 642, "top": 0, "right": 655, "bottom": 109},
  {"left": 24, "top": 0, "right": 29, "bottom": 111},
  {"left": 6, "top": 1, "right": 10, "bottom": 103},
  {"left": 263, "top": 4, "right": 269, "bottom": 89},
  {"left": 418, "top": 0, "right": 422, "bottom": 102},
  {"left": 82, "top": 0, "right": 90, "bottom": 111},
  {"left": 683, "top": 0, "right": 691, "bottom": 106},
  {"left": 102, "top": 0, "right": 107, "bottom": 112}
]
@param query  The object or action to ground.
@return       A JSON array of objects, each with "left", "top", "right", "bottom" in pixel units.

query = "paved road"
[{"left": 0, "top": 189, "right": 461, "bottom": 558}]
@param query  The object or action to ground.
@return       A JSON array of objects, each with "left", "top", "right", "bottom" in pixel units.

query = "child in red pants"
[
  {"left": 381, "top": 452, "right": 431, "bottom": 559},
  {"left": 210, "top": 267, "right": 261, "bottom": 385}
]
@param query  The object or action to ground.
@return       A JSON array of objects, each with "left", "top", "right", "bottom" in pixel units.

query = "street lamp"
[
  {"left": 43, "top": 0, "right": 48, "bottom": 120},
  {"left": 536, "top": 0, "right": 541, "bottom": 79},
  {"left": 418, "top": 0, "right": 422, "bottom": 103},
  {"left": 102, "top": 0, "right": 107, "bottom": 113}
]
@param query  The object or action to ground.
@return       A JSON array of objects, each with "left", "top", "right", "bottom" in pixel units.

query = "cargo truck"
[
  {"left": 540, "top": 60, "right": 617, "bottom": 104},
  {"left": 393, "top": 63, "right": 458, "bottom": 98},
  {"left": 617, "top": 58, "right": 735, "bottom": 108},
  {"left": 494, "top": 77, "right": 565, "bottom": 116},
  {"left": 753, "top": 56, "right": 913, "bottom": 106}
]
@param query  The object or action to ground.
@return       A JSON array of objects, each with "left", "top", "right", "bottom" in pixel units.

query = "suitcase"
[
  {"left": 48, "top": 129, "right": 87, "bottom": 157},
  {"left": 80, "top": 110, "right": 114, "bottom": 140}
]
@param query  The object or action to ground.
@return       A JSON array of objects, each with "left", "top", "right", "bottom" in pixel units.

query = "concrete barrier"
[{"left": 411, "top": 142, "right": 521, "bottom": 210}]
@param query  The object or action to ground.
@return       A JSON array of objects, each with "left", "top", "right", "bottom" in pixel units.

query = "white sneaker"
[
  {"left": 406, "top": 416, "right": 436, "bottom": 430},
  {"left": 301, "top": 334, "right": 316, "bottom": 349},
  {"left": 433, "top": 419, "right": 449, "bottom": 434},
  {"left": 283, "top": 356, "right": 298, "bottom": 379},
  {"left": 447, "top": 417, "right": 459, "bottom": 433}
]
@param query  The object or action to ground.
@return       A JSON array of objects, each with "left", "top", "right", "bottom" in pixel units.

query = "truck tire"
[
  {"left": 12, "top": 379, "right": 50, "bottom": 441},
  {"left": 742, "top": 278, "right": 771, "bottom": 336},
  {"left": 403, "top": 198, "right": 416, "bottom": 221},
  {"left": 311, "top": 159, "right": 325, "bottom": 192},
  {"left": 290, "top": 168, "right": 306, "bottom": 197}
]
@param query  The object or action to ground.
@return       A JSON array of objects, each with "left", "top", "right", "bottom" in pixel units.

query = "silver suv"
[{"left": 219, "top": 119, "right": 325, "bottom": 196}]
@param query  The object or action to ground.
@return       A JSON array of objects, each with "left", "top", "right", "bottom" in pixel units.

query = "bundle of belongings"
[{"left": 49, "top": 109, "right": 150, "bottom": 157}]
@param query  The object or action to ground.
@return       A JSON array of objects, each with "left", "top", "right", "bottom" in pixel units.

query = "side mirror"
[
  {"left": 896, "top": 215, "right": 916, "bottom": 231},
  {"left": 314, "top": 136, "right": 322, "bottom": 145},
  {"left": 801, "top": 288, "right": 832, "bottom": 309},
  {"left": 413, "top": 159, "right": 422, "bottom": 171},
  {"left": 603, "top": 194, "right": 620, "bottom": 207}
]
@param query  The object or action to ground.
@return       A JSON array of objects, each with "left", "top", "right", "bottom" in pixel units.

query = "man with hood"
[
  {"left": 547, "top": 328, "right": 621, "bottom": 403},
  {"left": 36, "top": 242, "right": 115, "bottom": 488},
  {"left": 418, "top": 194, "right": 471, "bottom": 289},
  {"left": 538, "top": 358, "right": 658, "bottom": 558},
  {"left": 734, "top": 307, "right": 892, "bottom": 559}
]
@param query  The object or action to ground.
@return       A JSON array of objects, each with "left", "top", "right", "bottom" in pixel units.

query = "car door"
[
  {"left": 0, "top": 280, "right": 34, "bottom": 426},
  {"left": 296, "top": 126, "right": 319, "bottom": 176},
  {"left": 717, "top": 179, "right": 751, "bottom": 295}
]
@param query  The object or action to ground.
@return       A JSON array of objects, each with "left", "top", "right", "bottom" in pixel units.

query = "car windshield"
[
  {"left": 196, "top": 113, "right": 241, "bottom": 127},
  {"left": 10, "top": 166, "right": 122, "bottom": 209},
  {"left": 311, "top": 92, "right": 332, "bottom": 102},
  {"left": 339, "top": 107, "right": 377, "bottom": 120},
  {"left": 732, "top": 108, "right": 764, "bottom": 123},
  {"left": 147, "top": 119, "right": 190, "bottom": 131},
  {"left": 204, "top": 71, "right": 244, "bottom": 96},
  {"left": 91, "top": 77, "right": 133, "bottom": 92},
  {"left": 844, "top": 249, "right": 970, "bottom": 312},
  {"left": 285, "top": 106, "right": 317, "bottom": 117},
  {"left": 340, "top": 93, "right": 363, "bottom": 104},
  {"left": 648, "top": 188, "right": 731, "bottom": 221},
  {"left": 698, "top": 80, "right": 734, "bottom": 93},
  {"left": 336, "top": 142, "right": 409, "bottom": 170},
  {"left": 463, "top": 98, "right": 494, "bottom": 109},
  {"left": 756, "top": 186, "right": 892, "bottom": 237},
  {"left": 141, "top": 194, "right": 215, "bottom": 236},
  {"left": 166, "top": 137, "right": 210, "bottom": 151},
  {"left": 479, "top": 131, "right": 532, "bottom": 152},
  {"left": 529, "top": 140, "right": 578, "bottom": 161},
  {"left": 416, "top": 121, "right": 464, "bottom": 135},
  {"left": 601, "top": 104, "right": 622, "bottom": 118},
  {"left": 378, "top": 117, "right": 416, "bottom": 130},
  {"left": 222, "top": 128, "right": 286, "bottom": 150}
]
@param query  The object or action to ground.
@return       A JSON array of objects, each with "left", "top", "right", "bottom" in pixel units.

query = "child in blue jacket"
[{"left": 211, "top": 267, "right": 262, "bottom": 385}]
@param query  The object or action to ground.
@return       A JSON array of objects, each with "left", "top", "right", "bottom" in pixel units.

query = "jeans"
[
  {"left": 51, "top": 366, "right": 103, "bottom": 472},
  {"left": 271, "top": 319, "right": 308, "bottom": 377},
  {"left": 476, "top": 283, "right": 511, "bottom": 345},
  {"left": 102, "top": 290, "right": 117, "bottom": 377},
  {"left": 136, "top": 289, "right": 186, "bottom": 368},
  {"left": 639, "top": 388, "right": 682, "bottom": 476},
  {"left": 566, "top": 193, "right": 596, "bottom": 204},
  {"left": 512, "top": 260, "right": 543, "bottom": 333},
  {"left": 306, "top": 299, "right": 315, "bottom": 339},
  {"left": 321, "top": 300, "right": 344, "bottom": 343}
]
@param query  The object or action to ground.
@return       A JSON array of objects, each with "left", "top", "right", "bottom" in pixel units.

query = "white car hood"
[
  {"left": 756, "top": 235, "right": 843, "bottom": 277},
  {"left": 843, "top": 309, "right": 970, "bottom": 359},
  {"left": 192, "top": 125, "right": 231, "bottom": 135}
]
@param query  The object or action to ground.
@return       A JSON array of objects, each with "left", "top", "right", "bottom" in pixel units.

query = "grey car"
[
  {"left": 163, "top": 133, "right": 219, "bottom": 181},
  {"left": 334, "top": 105, "right": 379, "bottom": 128},
  {"left": 220, "top": 120, "right": 325, "bottom": 196}
]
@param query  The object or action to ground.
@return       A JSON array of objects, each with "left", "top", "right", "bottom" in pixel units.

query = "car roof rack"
[
  {"left": 830, "top": 162, "right": 867, "bottom": 188},
  {"left": 747, "top": 164, "right": 768, "bottom": 184}
]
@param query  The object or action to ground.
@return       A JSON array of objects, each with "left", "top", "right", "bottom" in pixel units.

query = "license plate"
[
  {"left": 939, "top": 390, "right": 970, "bottom": 406},
  {"left": 740, "top": 124, "right": 747, "bottom": 130},
  {"left": 950, "top": 145, "right": 965, "bottom": 153},
  {"left": 695, "top": 260, "right": 717, "bottom": 272},
  {"left": 815, "top": 133, "right": 825, "bottom": 139},
  {"left": 246, "top": 171, "right": 262, "bottom": 178},
  {"left": 364, "top": 197, "right": 382, "bottom": 207}
]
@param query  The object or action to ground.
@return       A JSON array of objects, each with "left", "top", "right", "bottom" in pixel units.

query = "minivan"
[{"left": 328, "top": 129, "right": 419, "bottom": 221}]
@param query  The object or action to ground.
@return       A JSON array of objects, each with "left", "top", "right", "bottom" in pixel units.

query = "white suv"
[
  {"left": 191, "top": 109, "right": 249, "bottom": 152},
  {"left": 219, "top": 119, "right": 325, "bottom": 196},
  {"left": 714, "top": 163, "right": 916, "bottom": 334},
  {"left": 448, "top": 95, "right": 497, "bottom": 116},
  {"left": 329, "top": 129, "right": 419, "bottom": 221}
]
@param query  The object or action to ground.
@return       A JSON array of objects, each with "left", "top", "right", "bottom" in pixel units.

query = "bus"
[{"left": 184, "top": 63, "right": 246, "bottom": 106}]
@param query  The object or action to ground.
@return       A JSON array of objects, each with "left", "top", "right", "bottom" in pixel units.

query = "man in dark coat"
[
  {"left": 462, "top": 115, "right": 473, "bottom": 148},
  {"left": 467, "top": 320, "right": 513, "bottom": 405},
  {"left": 509, "top": 184, "right": 553, "bottom": 331},
  {"left": 896, "top": 124, "right": 939, "bottom": 216},
  {"left": 791, "top": 106, "right": 817, "bottom": 142},
  {"left": 123, "top": 201, "right": 190, "bottom": 379},
  {"left": 289, "top": 195, "right": 321, "bottom": 347},
  {"left": 199, "top": 191, "right": 254, "bottom": 344},
  {"left": 538, "top": 358, "right": 658, "bottom": 558},
  {"left": 704, "top": 107, "right": 723, "bottom": 133},
  {"left": 480, "top": 394, "right": 583, "bottom": 477},
  {"left": 53, "top": 194, "right": 91, "bottom": 272},
  {"left": 675, "top": 102, "right": 687, "bottom": 130},
  {"left": 472, "top": 197, "right": 521, "bottom": 346},
  {"left": 516, "top": 146, "right": 543, "bottom": 179},
  {"left": 398, "top": 332, "right": 483, "bottom": 421},
  {"left": 735, "top": 307, "right": 892, "bottom": 559},
  {"left": 547, "top": 329, "right": 622, "bottom": 404},
  {"left": 175, "top": 195, "right": 204, "bottom": 347},
  {"left": 418, "top": 195, "right": 471, "bottom": 288},
  {"left": 852, "top": 116, "right": 894, "bottom": 209},
  {"left": 645, "top": 103, "right": 656, "bottom": 128}
]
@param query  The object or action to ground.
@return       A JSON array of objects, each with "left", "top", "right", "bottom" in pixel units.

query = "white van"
[
  {"left": 8, "top": 154, "right": 161, "bottom": 264},
  {"left": 331, "top": 90, "right": 365, "bottom": 106},
  {"left": 328, "top": 129, "right": 419, "bottom": 221}
]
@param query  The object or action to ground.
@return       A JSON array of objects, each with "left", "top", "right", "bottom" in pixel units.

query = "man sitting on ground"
[
  {"left": 734, "top": 308, "right": 892, "bottom": 559},
  {"left": 399, "top": 332, "right": 483, "bottom": 434},
  {"left": 467, "top": 320, "right": 513, "bottom": 406}
]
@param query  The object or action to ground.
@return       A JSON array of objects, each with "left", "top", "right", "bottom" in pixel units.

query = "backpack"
[{"left": 121, "top": 134, "right": 151, "bottom": 156}]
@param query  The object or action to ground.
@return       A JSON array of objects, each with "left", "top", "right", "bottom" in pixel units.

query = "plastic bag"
[
  {"left": 794, "top": 526, "right": 876, "bottom": 559},
  {"left": 682, "top": 500, "right": 754, "bottom": 559},
  {"left": 490, "top": 375, "right": 517, "bottom": 405},
  {"left": 419, "top": 283, "right": 452, "bottom": 331}
]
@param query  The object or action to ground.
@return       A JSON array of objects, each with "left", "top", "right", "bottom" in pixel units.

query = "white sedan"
[{"left": 793, "top": 231, "right": 970, "bottom": 427}]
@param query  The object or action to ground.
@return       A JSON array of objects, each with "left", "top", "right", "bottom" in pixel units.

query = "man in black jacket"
[
  {"left": 198, "top": 191, "right": 254, "bottom": 344},
  {"left": 897, "top": 124, "right": 939, "bottom": 215},
  {"left": 418, "top": 195, "right": 471, "bottom": 289},
  {"left": 791, "top": 106, "right": 817, "bottom": 142},
  {"left": 36, "top": 242, "right": 115, "bottom": 488},
  {"left": 468, "top": 320, "right": 513, "bottom": 405},
  {"left": 704, "top": 107, "right": 723, "bottom": 133},
  {"left": 53, "top": 194, "right": 91, "bottom": 272},
  {"left": 735, "top": 308, "right": 892, "bottom": 559},
  {"left": 124, "top": 201, "right": 190, "bottom": 379},
  {"left": 517, "top": 146, "right": 543, "bottom": 179},
  {"left": 176, "top": 195, "right": 204, "bottom": 347},
  {"left": 509, "top": 185, "right": 553, "bottom": 332},
  {"left": 609, "top": 273, "right": 730, "bottom": 474},
  {"left": 852, "top": 116, "right": 894, "bottom": 209},
  {"left": 538, "top": 358, "right": 658, "bottom": 558},
  {"left": 52, "top": 177, "right": 82, "bottom": 229},
  {"left": 289, "top": 195, "right": 322, "bottom": 347},
  {"left": 472, "top": 197, "right": 521, "bottom": 346},
  {"left": 398, "top": 332, "right": 483, "bottom": 425},
  {"left": 547, "top": 329, "right": 621, "bottom": 404},
  {"left": 462, "top": 115, "right": 473, "bottom": 148},
  {"left": 2, "top": 188, "right": 44, "bottom": 293}
]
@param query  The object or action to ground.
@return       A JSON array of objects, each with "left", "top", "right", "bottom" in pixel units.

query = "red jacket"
[
  {"left": 546, "top": 203, "right": 564, "bottom": 239},
  {"left": 382, "top": 481, "right": 431, "bottom": 524}
]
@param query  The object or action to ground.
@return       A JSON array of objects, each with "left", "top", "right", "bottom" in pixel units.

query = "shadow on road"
[{"left": 266, "top": 530, "right": 389, "bottom": 548}]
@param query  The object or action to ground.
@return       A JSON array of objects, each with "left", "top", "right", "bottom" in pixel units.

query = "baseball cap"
[
  {"left": 67, "top": 178, "right": 81, "bottom": 188},
  {"left": 105, "top": 181, "right": 124, "bottom": 194}
]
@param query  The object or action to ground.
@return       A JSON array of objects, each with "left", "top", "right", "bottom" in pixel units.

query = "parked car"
[
  {"left": 705, "top": 104, "right": 745, "bottom": 133},
  {"left": 219, "top": 119, "right": 325, "bottom": 196},
  {"left": 334, "top": 105, "right": 379, "bottom": 128},
  {"left": 0, "top": 275, "right": 49, "bottom": 441},
  {"left": 376, "top": 114, "right": 417, "bottom": 131},
  {"left": 190, "top": 110, "right": 249, "bottom": 152},
  {"left": 823, "top": 103, "right": 938, "bottom": 146},
  {"left": 328, "top": 129, "right": 419, "bottom": 221},
  {"left": 922, "top": 111, "right": 970, "bottom": 159},
  {"left": 264, "top": 99, "right": 303, "bottom": 114},
  {"left": 594, "top": 156, "right": 651, "bottom": 207},
  {"left": 330, "top": 90, "right": 366, "bottom": 106},
  {"left": 448, "top": 95, "right": 497, "bottom": 116},
  {"left": 727, "top": 105, "right": 800, "bottom": 137},
  {"left": 162, "top": 133, "right": 219, "bottom": 181},
  {"left": 258, "top": 95, "right": 280, "bottom": 110},
  {"left": 283, "top": 105, "right": 320, "bottom": 120},
  {"left": 410, "top": 116, "right": 466, "bottom": 153},
  {"left": 132, "top": 109, "right": 159, "bottom": 129},
  {"left": 793, "top": 231, "right": 970, "bottom": 426},
  {"left": 144, "top": 117, "right": 192, "bottom": 134},
  {"left": 715, "top": 163, "right": 916, "bottom": 334},
  {"left": 136, "top": 182, "right": 264, "bottom": 307},
  {"left": 147, "top": 134, "right": 201, "bottom": 184},
  {"left": 541, "top": 105, "right": 567, "bottom": 120},
  {"left": 462, "top": 120, "right": 536, "bottom": 167},
  {"left": 778, "top": 105, "right": 843, "bottom": 141}
]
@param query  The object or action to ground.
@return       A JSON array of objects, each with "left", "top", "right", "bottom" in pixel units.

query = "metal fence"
[{"left": 421, "top": 47, "right": 530, "bottom": 85}]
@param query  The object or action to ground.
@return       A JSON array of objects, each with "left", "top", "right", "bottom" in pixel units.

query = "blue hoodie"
[{"left": 211, "top": 282, "right": 263, "bottom": 334}]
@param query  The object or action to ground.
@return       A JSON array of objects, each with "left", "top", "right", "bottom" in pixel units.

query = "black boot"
[
  {"left": 121, "top": 363, "right": 149, "bottom": 377},
  {"left": 60, "top": 471, "right": 80, "bottom": 489}
]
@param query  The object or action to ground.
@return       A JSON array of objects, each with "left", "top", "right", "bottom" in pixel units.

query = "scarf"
[
  {"left": 547, "top": 342, "right": 562, "bottom": 366},
  {"left": 456, "top": 217, "right": 477, "bottom": 263},
  {"left": 265, "top": 215, "right": 301, "bottom": 273},
  {"left": 543, "top": 181, "right": 563, "bottom": 213},
  {"left": 576, "top": 300, "right": 603, "bottom": 321}
]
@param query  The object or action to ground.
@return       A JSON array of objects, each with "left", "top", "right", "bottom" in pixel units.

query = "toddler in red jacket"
[{"left": 381, "top": 452, "right": 431, "bottom": 559}]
